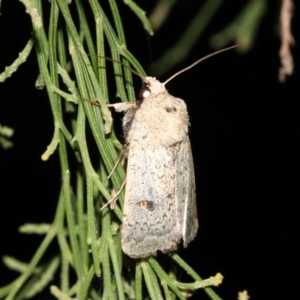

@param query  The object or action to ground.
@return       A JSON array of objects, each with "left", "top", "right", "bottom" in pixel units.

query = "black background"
[{"left": 0, "top": 1, "right": 299, "bottom": 299}]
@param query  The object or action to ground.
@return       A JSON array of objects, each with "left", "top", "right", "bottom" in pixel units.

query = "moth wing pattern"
[
  {"left": 119, "top": 78, "right": 198, "bottom": 258},
  {"left": 121, "top": 141, "right": 181, "bottom": 258}
]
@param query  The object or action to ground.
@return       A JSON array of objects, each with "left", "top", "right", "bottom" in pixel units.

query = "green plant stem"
[
  {"left": 141, "top": 261, "right": 163, "bottom": 300},
  {"left": 4, "top": 196, "right": 64, "bottom": 300},
  {"left": 0, "top": 37, "right": 34, "bottom": 82},
  {"left": 76, "top": 172, "right": 89, "bottom": 273},
  {"left": 171, "top": 253, "right": 222, "bottom": 300},
  {"left": 148, "top": 257, "right": 184, "bottom": 300}
]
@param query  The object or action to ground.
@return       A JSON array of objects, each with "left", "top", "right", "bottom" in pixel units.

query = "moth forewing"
[{"left": 121, "top": 143, "right": 181, "bottom": 258}]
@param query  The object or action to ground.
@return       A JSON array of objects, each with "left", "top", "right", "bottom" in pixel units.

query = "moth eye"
[{"left": 139, "top": 86, "right": 151, "bottom": 100}]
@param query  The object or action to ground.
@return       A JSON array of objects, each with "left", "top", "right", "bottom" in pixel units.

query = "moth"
[{"left": 109, "top": 47, "right": 236, "bottom": 258}]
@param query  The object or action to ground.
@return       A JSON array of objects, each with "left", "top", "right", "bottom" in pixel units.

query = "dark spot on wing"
[
  {"left": 165, "top": 106, "right": 177, "bottom": 113},
  {"left": 137, "top": 200, "right": 155, "bottom": 211}
]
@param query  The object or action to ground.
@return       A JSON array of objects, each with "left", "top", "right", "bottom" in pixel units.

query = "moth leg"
[
  {"left": 100, "top": 178, "right": 126, "bottom": 211},
  {"left": 107, "top": 144, "right": 128, "bottom": 180},
  {"left": 85, "top": 99, "right": 100, "bottom": 106},
  {"left": 85, "top": 100, "right": 137, "bottom": 112},
  {"left": 107, "top": 102, "right": 137, "bottom": 113}
]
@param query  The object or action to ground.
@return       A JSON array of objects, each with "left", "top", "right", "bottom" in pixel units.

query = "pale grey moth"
[
  {"left": 109, "top": 47, "right": 236, "bottom": 258},
  {"left": 110, "top": 77, "right": 197, "bottom": 258}
]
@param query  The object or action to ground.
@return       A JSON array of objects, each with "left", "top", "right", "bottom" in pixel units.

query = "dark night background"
[{"left": 0, "top": 1, "right": 299, "bottom": 299}]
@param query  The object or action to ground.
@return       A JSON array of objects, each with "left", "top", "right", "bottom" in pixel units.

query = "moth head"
[{"left": 138, "top": 77, "right": 166, "bottom": 100}]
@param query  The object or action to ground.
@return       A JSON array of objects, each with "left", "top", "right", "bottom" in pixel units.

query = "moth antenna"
[
  {"left": 163, "top": 45, "right": 238, "bottom": 85},
  {"left": 102, "top": 57, "right": 146, "bottom": 81}
]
